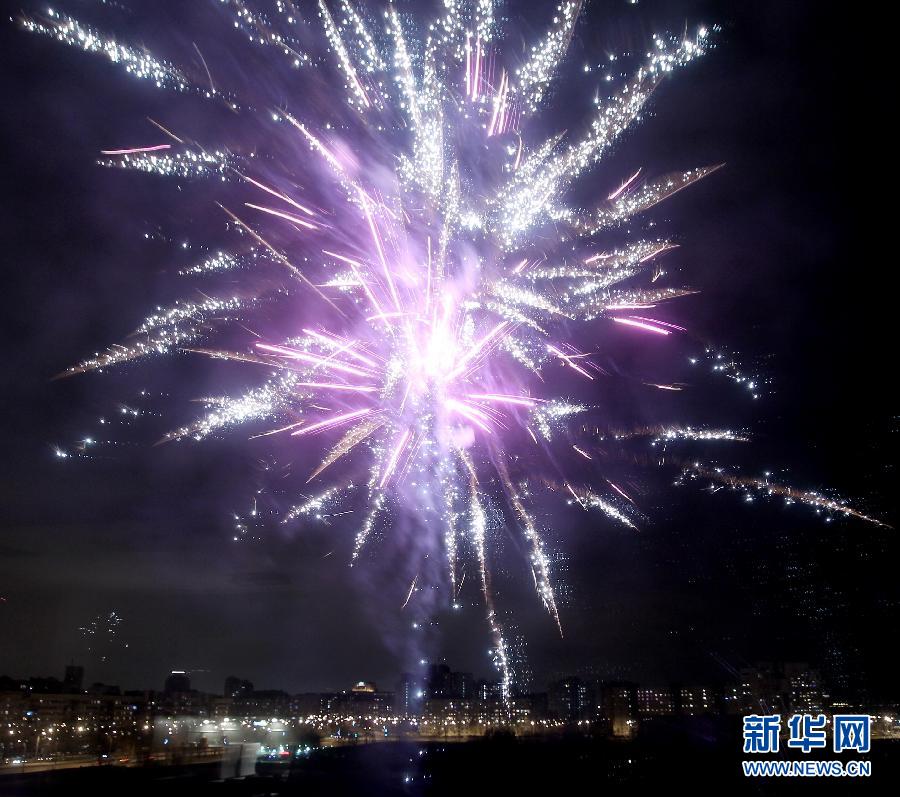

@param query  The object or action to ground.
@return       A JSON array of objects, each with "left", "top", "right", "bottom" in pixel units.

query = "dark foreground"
[{"left": 1, "top": 735, "right": 897, "bottom": 796}]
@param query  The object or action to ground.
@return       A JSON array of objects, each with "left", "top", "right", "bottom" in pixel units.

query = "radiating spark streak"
[
  {"left": 308, "top": 416, "right": 384, "bottom": 482},
  {"left": 469, "top": 481, "right": 511, "bottom": 701},
  {"left": 255, "top": 343, "right": 373, "bottom": 378},
  {"left": 581, "top": 165, "right": 725, "bottom": 234},
  {"left": 356, "top": 187, "right": 403, "bottom": 316},
  {"left": 446, "top": 399, "right": 494, "bottom": 434},
  {"left": 608, "top": 168, "right": 642, "bottom": 200},
  {"left": 447, "top": 322, "right": 508, "bottom": 380},
  {"left": 220, "top": 0, "right": 310, "bottom": 69},
  {"left": 282, "top": 485, "right": 348, "bottom": 522},
  {"left": 627, "top": 315, "right": 686, "bottom": 332},
  {"left": 487, "top": 69, "right": 508, "bottom": 136},
  {"left": 547, "top": 344, "right": 594, "bottom": 380},
  {"left": 640, "top": 243, "right": 678, "bottom": 262},
  {"left": 244, "top": 202, "right": 319, "bottom": 230},
  {"left": 352, "top": 489, "right": 385, "bottom": 561},
  {"left": 365, "top": 311, "right": 412, "bottom": 322},
  {"left": 216, "top": 203, "right": 342, "bottom": 314},
  {"left": 584, "top": 491, "right": 637, "bottom": 529},
  {"left": 296, "top": 382, "right": 377, "bottom": 393},
  {"left": 612, "top": 316, "right": 672, "bottom": 335},
  {"left": 101, "top": 144, "right": 171, "bottom": 155},
  {"left": 249, "top": 420, "right": 306, "bottom": 439},
  {"left": 184, "top": 347, "right": 306, "bottom": 372},
  {"left": 559, "top": 481, "right": 638, "bottom": 529},
  {"left": 239, "top": 173, "right": 316, "bottom": 216},
  {"left": 301, "top": 329, "right": 379, "bottom": 368},
  {"left": 401, "top": 573, "right": 418, "bottom": 609},
  {"left": 455, "top": 569, "right": 467, "bottom": 599},
  {"left": 318, "top": 0, "right": 371, "bottom": 109},
  {"left": 291, "top": 408, "right": 371, "bottom": 437},
  {"left": 565, "top": 481, "right": 585, "bottom": 509},
  {"left": 96, "top": 146, "right": 233, "bottom": 178},
  {"left": 649, "top": 383, "right": 683, "bottom": 391},
  {"left": 513, "top": 0, "right": 583, "bottom": 112},
  {"left": 607, "top": 481, "right": 634, "bottom": 504},
  {"left": 22, "top": 11, "right": 211, "bottom": 98},
  {"left": 322, "top": 249, "right": 386, "bottom": 319},
  {"left": 466, "top": 393, "right": 536, "bottom": 407},
  {"left": 285, "top": 114, "right": 345, "bottom": 174},
  {"left": 682, "top": 464, "right": 889, "bottom": 527},
  {"left": 147, "top": 118, "right": 184, "bottom": 144},
  {"left": 193, "top": 41, "right": 215, "bottom": 95},
  {"left": 572, "top": 445, "right": 592, "bottom": 460},
  {"left": 472, "top": 36, "right": 482, "bottom": 100},
  {"left": 465, "top": 32, "right": 472, "bottom": 97},
  {"left": 424, "top": 236, "right": 433, "bottom": 315},
  {"left": 607, "top": 425, "right": 748, "bottom": 443},
  {"left": 496, "top": 459, "right": 561, "bottom": 634},
  {"left": 379, "top": 428, "right": 411, "bottom": 488}
]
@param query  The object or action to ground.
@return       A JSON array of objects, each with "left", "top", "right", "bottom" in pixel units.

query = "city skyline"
[
  {"left": 6, "top": 657, "right": 898, "bottom": 767},
  {"left": 1, "top": 655, "right": 888, "bottom": 710}
]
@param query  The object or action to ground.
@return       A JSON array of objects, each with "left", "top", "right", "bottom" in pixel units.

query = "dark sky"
[{"left": 0, "top": 0, "right": 894, "bottom": 698}]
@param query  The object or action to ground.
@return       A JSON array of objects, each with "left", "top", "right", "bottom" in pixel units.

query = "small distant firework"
[
  {"left": 29, "top": 1, "right": 884, "bottom": 700},
  {"left": 79, "top": 610, "right": 128, "bottom": 664}
]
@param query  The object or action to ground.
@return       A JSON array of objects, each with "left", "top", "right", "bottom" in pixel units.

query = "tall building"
[
  {"left": 475, "top": 679, "right": 504, "bottom": 702},
  {"left": 232, "top": 690, "right": 290, "bottom": 717},
  {"left": 549, "top": 677, "right": 593, "bottom": 723},
  {"left": 722, "top": 662, "right": 828, "bottom": 715},
  {"left": 636, "top": 687, "right": 675, "bottom": 717},
  {"left": 63, "top": 664, "right": 84, "bottom": 693},
  {"left": 423, "top": 664, "right": 475, "bottom": 699},
  {"left": 786, "top": 664, "right": 826, "bottom": 713},
  {"left": 396, "top": 672, "right": 420, "bottom": 716},
  {"left": 598, "top": 681, "right": 637, "bottom": 737},
  {"left": 426, "top": 664, "right": 452, "bottom": 698},
  {"left": 504, "top": 627, "right": 534, "bottom": 696},
  {"left": 675, "top": 685, "right": 716, "bottom": 716},
  {"left": 339, "top": 682, "right": 394, "bottom": 714},
  {"left": 449, "top": 670, "right": 474, "bottom": 699}
]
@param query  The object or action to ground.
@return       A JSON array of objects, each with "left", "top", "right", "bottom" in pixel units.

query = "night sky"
[{"left": 0, "top": 0, "right": 894, "bottom": 699}]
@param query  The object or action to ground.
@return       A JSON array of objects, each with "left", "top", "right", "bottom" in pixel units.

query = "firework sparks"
[
  {"left": 677, "top": 464, "right": 887, "bottom": 527},
  {"left": 32, "top": 2, "right": 885, "bottom": 703}
]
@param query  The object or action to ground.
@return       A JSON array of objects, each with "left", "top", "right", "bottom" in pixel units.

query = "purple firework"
[{"left": 26, "top": 1, "right": 883, "bottom": 698}]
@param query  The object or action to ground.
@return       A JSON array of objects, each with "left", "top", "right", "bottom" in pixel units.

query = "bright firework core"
[{"left": 27, "top": 1, "right": 884, "bottom": 700}]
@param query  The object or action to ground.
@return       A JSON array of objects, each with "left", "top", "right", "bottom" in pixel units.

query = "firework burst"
[{"left": 29, "top": 1, "right": 885, "bottom": 699}]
